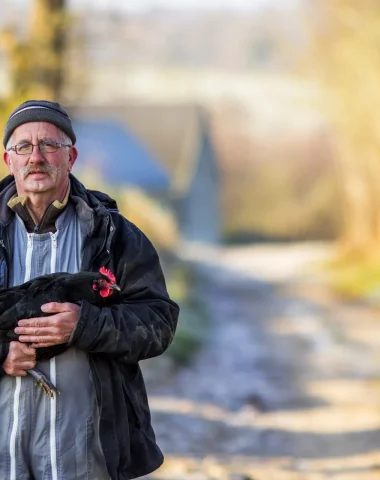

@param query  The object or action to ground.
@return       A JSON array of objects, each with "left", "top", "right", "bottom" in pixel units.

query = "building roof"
[
  {"left": 72, "top": 119, "right": 170, "bottom": 191},
  {"left": 70, "top": 103, "right": 212, "bottom": 195}
]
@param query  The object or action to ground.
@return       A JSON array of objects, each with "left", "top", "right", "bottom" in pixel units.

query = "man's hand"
[
  {"left": 3, "top": 341, "right": 36, "bottom": 376},
  {"left": 15, "top": 302, "right": 80, "bottom": 348}
]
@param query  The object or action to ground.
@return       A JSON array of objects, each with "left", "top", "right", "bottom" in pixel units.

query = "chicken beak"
[{"left": 110, "top": 283, "right": 121, "bottom": 291}]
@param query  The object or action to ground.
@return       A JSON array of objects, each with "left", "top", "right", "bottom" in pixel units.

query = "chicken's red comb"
[{"left": 99, "top": 266, "right": 116, "bottom": 284}]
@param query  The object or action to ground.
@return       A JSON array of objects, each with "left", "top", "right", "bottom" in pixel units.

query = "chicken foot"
[{"left": 27, "top": 368, "right": 60, "bottom": 398}]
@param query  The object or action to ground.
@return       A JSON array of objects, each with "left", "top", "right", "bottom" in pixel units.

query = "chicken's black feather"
[{"left": 0, "top": 270, "right": 120, "bottom": 361}]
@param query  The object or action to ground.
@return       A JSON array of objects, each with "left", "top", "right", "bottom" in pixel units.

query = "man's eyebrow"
[
  {"left": 15, "top": 137, "right": 57, "bottom": 143},
  {"left": 39, "top": 137, "right": 57, "bottom": 143},
  {"left": 13, "top": 136, "right": 59, "bottom": 145}
]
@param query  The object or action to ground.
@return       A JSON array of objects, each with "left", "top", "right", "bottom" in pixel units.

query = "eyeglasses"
[{"left": 7, "top": 141, "right": 71, "bottom": 155}]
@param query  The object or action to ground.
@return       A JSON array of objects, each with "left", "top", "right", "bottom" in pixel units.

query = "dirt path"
[{"left": 142, "top": 243, "right": 380, "bottom": 480}]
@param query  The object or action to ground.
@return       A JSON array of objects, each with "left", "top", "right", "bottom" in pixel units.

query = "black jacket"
[{"left": 0, "top": 174, "right": 180, "bottom": 479}]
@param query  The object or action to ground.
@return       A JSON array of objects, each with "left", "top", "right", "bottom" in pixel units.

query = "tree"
[
  {"left": 306, "top": 0, "right": 380, "bottom": 257},
  {"left": 0, "top": 0, "right": 70, "bottom": 171},
  {"left": 1, "top": 0, "right": 68, "bottom": 100}
]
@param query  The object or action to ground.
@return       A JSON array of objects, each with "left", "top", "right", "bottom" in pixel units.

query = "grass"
[
  {"left": 165, "top": 263, "right": 210, "bottom": 366},
  {"left": 324, "top": 254, "right": 380, "bottom": 302}
]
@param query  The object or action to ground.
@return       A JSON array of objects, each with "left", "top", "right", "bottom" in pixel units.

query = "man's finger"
[
  {"left": 41, "top": 302, "right": 70, "bottom": 313},
  {"left": 20, "top": 360, "right": 36, "bottom": 370},
  {"left": 19, "top": 343, "right": 36, "bottom": 357},
  {"left": 9, "top": 341, "right": 35, "bottom": 356},
  {"left": 15, "top": 326, "right": 55, "bottom": 335},
  {"left": 17, "top": 317, "right": 56, "bottom": 328},
  {"left": 30, "top": 343, "right": 56, "bottom": 348},
  {"left": 18, "top": 335, "right": 58, "bottom": 344}
]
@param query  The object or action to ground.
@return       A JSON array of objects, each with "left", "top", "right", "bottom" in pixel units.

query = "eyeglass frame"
[{"left": 7, "top": 141, "right": 72, "bottom": 155}]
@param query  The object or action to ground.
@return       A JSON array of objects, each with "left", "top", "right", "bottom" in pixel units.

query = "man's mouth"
[{"left": 28, "top": 171, "right": 48, "bottom": 176}]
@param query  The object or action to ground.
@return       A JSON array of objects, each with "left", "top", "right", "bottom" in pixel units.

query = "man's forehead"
[{"left": 12, "top": 122, "right": 60, "bottom": 139}]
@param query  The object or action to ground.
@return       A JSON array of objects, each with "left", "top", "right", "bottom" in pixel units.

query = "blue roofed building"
[
  {"left": 71, "top": 104, "right": 221, "bottom": 244},
  {"left": 72, "top": 119, "right": 170, "bottom": 192}
]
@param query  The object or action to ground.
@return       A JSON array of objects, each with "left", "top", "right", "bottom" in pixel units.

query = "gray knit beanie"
[{"left": 3, "top": 100, "right": 76, "bottom": 148}]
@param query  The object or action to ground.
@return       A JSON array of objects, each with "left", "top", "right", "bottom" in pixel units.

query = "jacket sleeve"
[
  {"left": 69, "top": 221, "right": 180, "bottom": 364},
  {"left": 0, "top": 342, "right": 10, "bottom": 376}
]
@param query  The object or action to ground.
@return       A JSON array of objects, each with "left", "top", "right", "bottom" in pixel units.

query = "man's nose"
[{"left": 28, "top": 144, "right": 43, "bottom": 161}]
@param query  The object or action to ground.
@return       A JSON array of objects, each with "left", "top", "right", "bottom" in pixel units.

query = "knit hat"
[{"left": 3, "top": 100, "right": 76, "bottom": 148}]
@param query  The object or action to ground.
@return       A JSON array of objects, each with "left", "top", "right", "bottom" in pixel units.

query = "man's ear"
[
  {"left": 3, "top": 152, "right": 13, "bottom": 175},
  {"left": 68, "top": 146, "right": 78, "bottom": 171}
]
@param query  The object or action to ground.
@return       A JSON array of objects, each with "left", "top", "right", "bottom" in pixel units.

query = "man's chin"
[{"left": 23, "top": 177, "right": 53, "bottom": 192}]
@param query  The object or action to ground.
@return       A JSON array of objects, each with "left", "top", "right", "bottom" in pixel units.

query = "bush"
[{"left": 165, "top": 263, "right": 210, "bottom": 366}]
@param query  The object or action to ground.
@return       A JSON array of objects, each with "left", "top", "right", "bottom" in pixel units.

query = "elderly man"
[{"left": 0, "top": 100, "right": 179, "bottom": 480}]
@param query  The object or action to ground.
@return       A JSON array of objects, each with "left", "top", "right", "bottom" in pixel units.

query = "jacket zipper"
[
  {"left": 0, "top": 232, "right": 9, "bottom": 288},
  {"left": 10, "top": 231, "right": 34, "bottom": 480},
  {"left": 3, "top": 228, "right": 10, "bottom": 287},
  {"left": 25, "top": 234, "right": 33, "bottom": 282},
  {"left": 49, "top": 232, "right": 58, "bottom": 480},
  {"left": 50, "top": 232, "right": 57, "bottom": 273}
]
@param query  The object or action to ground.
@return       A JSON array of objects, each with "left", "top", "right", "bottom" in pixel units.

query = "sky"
[
  {"left": 67, "top": 0, "right": 299, "bottom": 12},
  {"left": 7, "top": 0, "right": 299, "bottom": 13}
]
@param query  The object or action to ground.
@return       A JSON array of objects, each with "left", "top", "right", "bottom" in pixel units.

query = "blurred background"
[{"left": 1, "top": 0, "right": 380, "bottom": 478}]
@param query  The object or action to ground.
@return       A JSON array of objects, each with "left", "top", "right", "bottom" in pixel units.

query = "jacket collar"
[
  {"left": 7, "top": 183, "right": 71, "bottom": 233},
  {"left": 0, "top": 174, "right": 119, "bottom": 227},
  {"left": 0, "top": 176, "right": 18, "bottom": 226}
]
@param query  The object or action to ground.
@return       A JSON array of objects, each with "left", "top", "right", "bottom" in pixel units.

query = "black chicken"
[{"left": 0, "top": 266, "right": 120, "bottom": 398}]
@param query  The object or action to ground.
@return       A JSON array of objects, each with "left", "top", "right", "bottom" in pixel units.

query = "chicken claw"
[{"left": 27, "top": 368, "right": 60, "bottom": 398}]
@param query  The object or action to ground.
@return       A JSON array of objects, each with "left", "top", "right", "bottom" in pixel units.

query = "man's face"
[{"left": 3, "top": 122, "right": 77, "bottom": 198}]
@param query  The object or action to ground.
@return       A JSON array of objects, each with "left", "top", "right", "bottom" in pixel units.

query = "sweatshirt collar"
[{"left": 7, "top": 183, "right": 71, "bottom": 233}]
